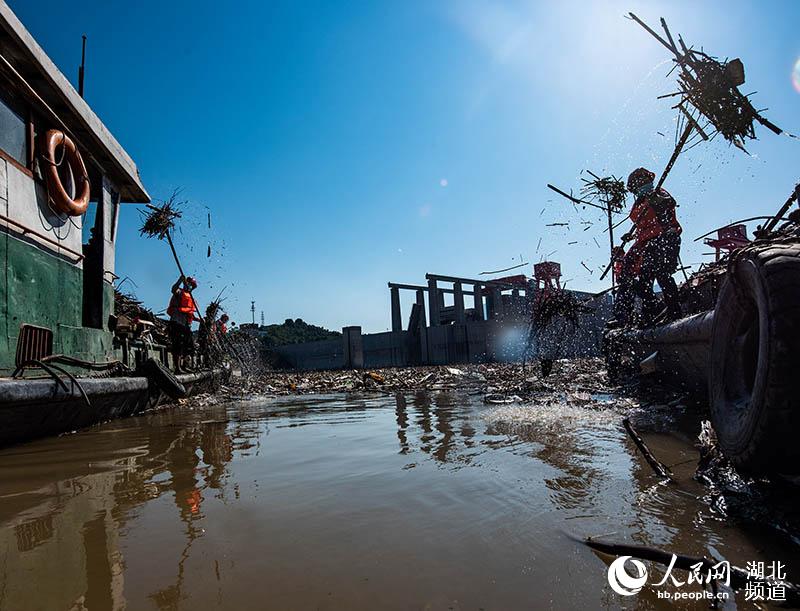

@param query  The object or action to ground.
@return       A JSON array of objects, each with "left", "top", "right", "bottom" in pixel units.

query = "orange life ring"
[{"left": 41, "top": 129, "right": 90, "bottom": 216}]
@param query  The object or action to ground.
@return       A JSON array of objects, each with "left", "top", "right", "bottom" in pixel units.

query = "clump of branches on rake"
[
  {"left": 580, "top": 172, "right": 628, "bottom": 215},
  {"left": 546, "top": 171, "right": 629, "bottom": 286},
  {"left": 139, "top": 189, "right": 206, "bottom": 328},
  {"left": 628, "top": 13, "right": 789, "bottom": 189},
  {"left": 139, "top": 191, "right": 184, "bottom": 240},
  {"left": 676, "top": 53, "right": 764, "bottom": 147}
]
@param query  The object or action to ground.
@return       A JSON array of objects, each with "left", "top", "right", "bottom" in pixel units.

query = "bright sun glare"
[{"left": 793, "top": 57, "right": 800, "bottom": 93}]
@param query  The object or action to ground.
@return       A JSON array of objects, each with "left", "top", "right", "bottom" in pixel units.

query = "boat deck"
[{"left": 0, "top": 367, "right": 229, "bottom": 447}]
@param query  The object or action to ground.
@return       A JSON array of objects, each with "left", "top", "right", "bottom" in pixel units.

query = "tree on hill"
[{"left": 261, "top": 318, "right": 341, "bottom": 348}]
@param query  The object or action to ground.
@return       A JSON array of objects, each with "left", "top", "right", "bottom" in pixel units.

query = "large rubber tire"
[
  {"left": 142, "top": 357, "right": 187, "bottom": 400},
  {"left": 709, "top": 244, "right": 800, "bottom": 473}
]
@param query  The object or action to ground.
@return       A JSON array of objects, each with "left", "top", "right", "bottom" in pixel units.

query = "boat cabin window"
[
  {"left": 82, "top": 201, "right": 98, "bottom": 243},
  {"left": 0, "top": 90, "right": 27, "bottom": 167},
  {"left": 82, "top": 200, "right": 103, "bottom": 329}
]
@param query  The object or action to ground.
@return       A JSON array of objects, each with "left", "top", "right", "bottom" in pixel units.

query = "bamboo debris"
[
  {"left": 204, "top": 298, "right": 222, "bottom": 325},
  {"left": 200, "top": 295, "right": 226, "bottom": 364},
  {"left": 622, "top": 417, "right": 673, "bottom": 480},
  {"left": 546, "top": 183, "right": 604, "bottom": 211},
  {"left": 139, "top": 191, "right": 184, "bottom": 239},
  {"left": 579, "top": 172, "right": 627, "bottom": 214},
  {"left": 113, "top": 288, "right": 169, "bottom": 341},
  {"left": 114, "top": 289, "right": 157, "bottom": 322},
  {"left": 630, "top": 13, "right": 785, "bottom": 150},
  {"left": 479, "top": 261, "right": 529, "bottom": 275},
  {"left": 548, "top": 171, "right": 627, "bottom": 288}
]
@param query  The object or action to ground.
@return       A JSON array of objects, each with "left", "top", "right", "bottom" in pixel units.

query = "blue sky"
[{"left": 12, "top": 0, "right": 800, "bottom": 332}]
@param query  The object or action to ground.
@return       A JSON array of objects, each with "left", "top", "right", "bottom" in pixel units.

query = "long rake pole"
[
  {"left": 656, "top": 121, "right": 693, "bottom": 191},
  {"left": 762, "top": 185, "right": 800, "bottom": 234},
  {"left": 606, "top": 201, "right": 615, "bottom": 290},
  {"left": 165, "top": 229, "right": 206, "bottom": 328}
]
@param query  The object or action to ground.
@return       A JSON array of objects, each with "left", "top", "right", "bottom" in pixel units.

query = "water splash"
[{"left": 484, "top": 401, "right": 625, "bottom": 431}]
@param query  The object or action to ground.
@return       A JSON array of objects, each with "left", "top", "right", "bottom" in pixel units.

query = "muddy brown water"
[{"left": 0, "top": 391, "right": 798, "bottom": 610}]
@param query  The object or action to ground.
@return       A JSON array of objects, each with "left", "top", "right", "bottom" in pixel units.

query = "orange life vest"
[
  {"left": 629, "top": 188, "right": 682, "bottom": 246},
  {"left": 167, "top": 289, "right": 196, "bottom": 319}
]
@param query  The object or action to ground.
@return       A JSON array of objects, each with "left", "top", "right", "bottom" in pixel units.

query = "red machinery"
[
  {"left": 533, "top": 261, "right": 562, "bottom": 295},
  {"left": 704, "top": 224, "right": 750, "bottom": 261}
]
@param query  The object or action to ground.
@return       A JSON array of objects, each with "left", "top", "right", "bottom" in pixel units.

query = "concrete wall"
[
  {"left": 362, "top": 331, "right": 408, "bottom": 368},
  {"left": 274, "top": 331, "right": 410, "bottom": 371},
  {"left": 273, "top": 337, "right": 344, "bottom": 371},
  {"left": 426, "top": 324, "right": 470, "bottom": 365},
  {"left": 342, "top": 326, "right": 364, "bottom": 368}
]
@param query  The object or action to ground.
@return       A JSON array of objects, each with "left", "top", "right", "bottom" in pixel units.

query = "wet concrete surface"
[{"left": 0, "top": 369, "right": 799, "bottom": 609}]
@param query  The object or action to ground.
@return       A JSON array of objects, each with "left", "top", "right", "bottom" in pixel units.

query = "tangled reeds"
[
  {"left": 579, "top": 171, "right": 627, "bottom": 213},
  {"left": 113, "top": 288, "right": 169, "bottom": 340},
  {"left": 204, "top": 298, "right": 222, "bottom": 325},
  {"left": 139, "top": 191, "right": 184, "bottom": 240},
  {"left": 114, "top": 289, "right": 153, "bottom": 320},
  {"left": 630, "top": 13, "right": 786, "bottom": 151}
]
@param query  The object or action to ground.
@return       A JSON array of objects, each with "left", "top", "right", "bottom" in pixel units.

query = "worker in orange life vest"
[
  {"left": 216, "top": 313, "right": 229, "bottom": 335},
  {"left": 167, "top": 275, "right": 199, "bottom": 373},
  {"left": 618, "top": 167, "right": 683, "bottom": 324}
]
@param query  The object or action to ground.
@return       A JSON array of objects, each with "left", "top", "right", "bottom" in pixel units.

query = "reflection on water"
[{"left": 0, "top": 392, "right": 798, "bottom": 609}]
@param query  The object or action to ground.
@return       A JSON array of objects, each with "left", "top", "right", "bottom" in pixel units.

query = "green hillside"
[{"left": 262, "top": 318, "right": 341, "bottom": 347}]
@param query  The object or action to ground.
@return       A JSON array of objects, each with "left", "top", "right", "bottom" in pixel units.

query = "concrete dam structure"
[{"left": 273, "top": 270, "right": 612, "bottom": 370}]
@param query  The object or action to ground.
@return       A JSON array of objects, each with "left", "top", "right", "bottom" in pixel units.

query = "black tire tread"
[{"left": 710, "top": 244, "right": 800, "bottom": 473}]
